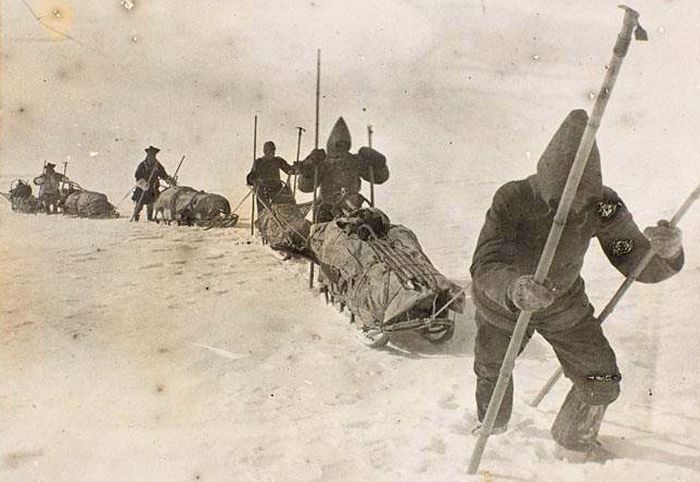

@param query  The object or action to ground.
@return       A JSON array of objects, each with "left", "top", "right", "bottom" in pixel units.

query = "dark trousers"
[
  {"left": 133, "top": 201, "right": 154, "bottom": 221},
  {"left": 473, "top": 311, "right": 621, "bottom": 431}
]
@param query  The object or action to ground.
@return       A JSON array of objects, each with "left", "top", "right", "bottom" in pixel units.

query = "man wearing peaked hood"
[
  {"left": 469, "top": 109, "right": 684, "bottom": 461},
  {"left": 297, "top": 117, "right": 389, "bottom": 221},
  {"left": 132, "top": 145, "right": 175, "bottom": 221}
]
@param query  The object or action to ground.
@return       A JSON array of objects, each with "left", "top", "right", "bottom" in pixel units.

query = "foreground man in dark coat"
[
  {"left": 132, "top": 145, "right": 174, "bottom": 221},
  {"left": 469, "top": 109, "right": 684, "bottom": 462},
  {"left": 247, "top": 141, "right": 297, "bottom": 210},
  {"left": 298, "top": 117, "right": 388, "bottom": 222}
]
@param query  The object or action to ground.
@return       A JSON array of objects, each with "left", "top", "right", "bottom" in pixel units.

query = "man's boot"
[{"left": 551, "top": 389, "right": 614, "bottom": 463}]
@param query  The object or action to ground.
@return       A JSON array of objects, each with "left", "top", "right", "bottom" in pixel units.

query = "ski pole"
[
  {"left": 309, "top": 48, "right": 321, "bottom": 289},
  {"left": 251, "top": 115, "right": 258, "bottom": 236},
  {"left": 294, "top": 126, "right": 305, "bottom": 197},
  {"left": 368, "top": 125, "right": 375, "bottom": 207},
  {"left": 529, "top": 179, "right": 700, "bottom": 408},
  {"left": 468, "top": 6, "right": 646, "bottom": 474}
]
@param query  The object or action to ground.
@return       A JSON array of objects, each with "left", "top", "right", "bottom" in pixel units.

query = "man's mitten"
[
  {"left": 507, "top": 275, "right": 555, "bottom": 312},
  {"left": 643, "top": 220, "right": 682, "bottom": 258}
]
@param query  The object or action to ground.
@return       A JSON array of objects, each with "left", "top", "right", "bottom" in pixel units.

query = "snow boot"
[{"left": 551, "top": 389, "right": 612, "bottom": 463}]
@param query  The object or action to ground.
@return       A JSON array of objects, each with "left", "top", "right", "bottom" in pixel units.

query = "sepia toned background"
[{"left": 1, "top": 1, "right": 699, "bottom": 480}]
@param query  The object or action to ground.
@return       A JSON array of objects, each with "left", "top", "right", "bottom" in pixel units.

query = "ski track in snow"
[{"left": 0, "top": 206, "right": 699, "bottom": 482}]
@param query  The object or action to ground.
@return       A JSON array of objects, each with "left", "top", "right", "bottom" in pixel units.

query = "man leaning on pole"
[{"left": 469, "top": 109, "right": 684, "bottom": 462}]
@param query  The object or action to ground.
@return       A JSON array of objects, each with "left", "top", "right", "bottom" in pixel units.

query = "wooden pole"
[
  {"left": 468, "top": 6, "right": 646, "bottom": 474},
  {"left": 294, "top": 126, "right": 305, "bottom": 197},
  {"left": 367, "top": 125, "right": 375, "bottom": 207},
  {"left": 309, "top": 48, "right": 321, "bottom": 289},
  {"left": 530, "top": 180, "right": 700, "bottom": 408},
  {"left": 251, "top": 115, "right": 258, "bottom": 236}
]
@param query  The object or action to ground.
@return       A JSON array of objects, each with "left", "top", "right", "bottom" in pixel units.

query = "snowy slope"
[
  {"left": 2, "top": 0, "right": 700, "bottom": 480},
  {"left": 1, "top": 198, "right": 699, "bottom": 481}
]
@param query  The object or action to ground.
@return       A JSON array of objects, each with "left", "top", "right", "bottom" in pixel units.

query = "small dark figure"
[
  {"left": 469, "top": 109, "right": 684, "bottom": 462},
  {"left": 297, "top": 117, "right": 389, "bottom": 222},
  {"left": 33, "top": 163, "right": 69, "bottom": 214},
  {"left": 132, "top": 145, "right": 174, "bottom": 221},
  {"left": 246, "top": 141, "right": 297, "bottom": 211}
]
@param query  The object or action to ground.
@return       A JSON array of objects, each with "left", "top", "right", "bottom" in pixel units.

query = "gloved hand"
[
  {"left": 644, "top": 220, "right": 682, "bottom": 258},
  {"left": 246, "top": 172, "right": 256, "bottom": 187},
  {"left": 306, "top": 148, "right": 326, "bottom": 165},
  {"left": 358, "top": 147, "right": 386, "bottom": 170},
  {"left": 507, "top": 275, "right": 555, "bottom": 312},
  {"left": 135, "top": 179, "right": 150, "bottom": 191}
]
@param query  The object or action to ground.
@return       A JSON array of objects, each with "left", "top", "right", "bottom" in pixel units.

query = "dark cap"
[{"left": 145, "top": 145, "right": 160, "bottom": 155}]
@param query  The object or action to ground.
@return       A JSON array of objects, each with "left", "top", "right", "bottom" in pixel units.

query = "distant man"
[
  {"left": 297, "top": 117, "right": 388, "bottom": 222},
  {"left": 132, "top": 145, "right": 174, "bottom": 221},
  {"left": 246, "top": 141, "right": 297, "bottom": 210},
  {"left": 33, "top": 162, "right": 69, "bottom": 214},
  {"left": 469, "top": 109, "right": 684, "bottom": 462}
]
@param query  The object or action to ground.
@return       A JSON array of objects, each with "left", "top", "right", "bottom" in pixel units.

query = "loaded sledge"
[
  {"left": 153, "top": 185, "right": 238, "bottom": 228},
  {"left": 308, "top": 206, "right": 464, "bottom": 347}
]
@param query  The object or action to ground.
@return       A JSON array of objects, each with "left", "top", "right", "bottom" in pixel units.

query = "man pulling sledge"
[
  {"left": 132, "top": 145, "right": 175, "bottom": 221},
  {"left": 469, "top": 109, "right": 684, "bottom": 462},
  {"left": 297, "top": 117, "right": 388, "bottom": 222},
  {"left": 33, "top": 162, "right": 69, "bottom": 214},
  {"left": 246, "top": 140, "right": 297, "bottom": 210}
]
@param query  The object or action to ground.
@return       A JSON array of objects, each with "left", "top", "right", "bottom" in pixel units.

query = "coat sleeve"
[
  {"left": 276, "top": 157, "right": 295, "bottom": 176},
  {"left": 469, "top": 183, "right": 523, "bottom": 312},
  {"left": 595, "top": 187, "right": 683, "bottom": 283},
  {"left": 357, "top": 148, "right": 389, "bottom": 184},
  {"left": 134, "top": 162, "right": 147, "bottom": 181},
  {"left": 156, "top": 162, "right": 170, "bottom": 180},
  {"left": 297, "top": 152, "right": 321, "bottom": 193}
]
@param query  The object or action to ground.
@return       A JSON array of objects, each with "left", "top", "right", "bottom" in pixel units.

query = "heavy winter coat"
[
  {"left": 469, "top": 179, "right": 683, "bottom": 333},
  {"left": 132, "top": 159, "right": 170, "bottom": 204}
]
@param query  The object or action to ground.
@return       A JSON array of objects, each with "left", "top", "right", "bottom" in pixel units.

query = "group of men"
[
  {"left": 129, "top": 111, "right": 684, "bottom": 463},
  {"left": 245, "top": 117, "right": 388, "bottom": 222}
]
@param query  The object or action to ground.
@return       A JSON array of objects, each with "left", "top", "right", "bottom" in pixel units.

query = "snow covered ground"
[{"left": 2, "top": 0, "right": 700, "bottom": 480}]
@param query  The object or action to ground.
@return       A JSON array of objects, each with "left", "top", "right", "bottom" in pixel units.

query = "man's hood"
[
  {"left": 531, "top": 109, "right": 603, "bottom": 207},
  {"left": 326, "top": 117, "right": 352, "bottom": 156}
]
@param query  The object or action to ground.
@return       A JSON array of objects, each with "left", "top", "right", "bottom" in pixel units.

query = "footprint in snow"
[{"left": 142, "top": 262, "right": 164, "bottom": 269}]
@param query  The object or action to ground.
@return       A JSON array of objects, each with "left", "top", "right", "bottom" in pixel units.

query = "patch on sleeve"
[
  {"left": 610, "top": 239, "right": 634, "bottom": 256},
  {"left": 597, "top": 200, "right": 623, "bottom": 222}
]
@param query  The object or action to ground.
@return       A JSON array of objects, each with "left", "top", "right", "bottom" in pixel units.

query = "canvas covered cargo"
[
  {"left": 63, "top": 190, "right": 119, "bottom": 218},
  {"left": 308, "top": 208, "right": 464, "bottom": 345},
  {"left": 255, "top": 183, "right": 312, "bottom": 254},
  {"left": 153, "top": 186, "right": 237, "bottom": 228},
  {"left": 1, "top": 179, "right": 40, "bottom": 213}
]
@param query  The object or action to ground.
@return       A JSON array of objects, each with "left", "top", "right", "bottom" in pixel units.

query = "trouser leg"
[
  {"left": 146, "top": 203, "right": 154, "bottom": 221},
  {"left": 539, "top": 316, "right": 621, "bottom": 450},
  {"left": 473, "top": 313, "right": 534, "bottom": 428},
  {"left": 133, "top": 201, "right": 144, "bottom": 221}
]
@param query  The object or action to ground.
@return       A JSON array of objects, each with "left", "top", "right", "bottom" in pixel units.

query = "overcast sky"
[{"left": 2, "top": 1, "right": 699, "bottom": 236}]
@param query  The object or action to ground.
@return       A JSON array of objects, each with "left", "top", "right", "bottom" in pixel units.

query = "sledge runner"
[
  {"left": 33, "top": 163, "right": 69, "bottom": 214},
  {"left": 469, "top": 109, "right": 684, "bottom": 462},
  {"left": 131, "top": 145, "right": 175, "bottom": 221},
  {"left": 246, "top": 141, "right": 297, "bottom": 210},
  {"left": 297, "top": 117, "right": 388, "bottom": 222}
]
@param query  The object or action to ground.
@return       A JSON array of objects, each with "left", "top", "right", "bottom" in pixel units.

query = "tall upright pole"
[
  {"left": 367, "top": 125, "right": 375, "bottom": 207},
  {"left": 294, "top": 126, "right": 305, "bottom": 197},
  {"left": 251, "top": 115, "right": 258, "bottom": 236},
  {"left": 309, "top": 48, "right": 321, "bottom": 289},
  {"left": 467, "top": 6, "right": 646, "bottom": 474}
]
